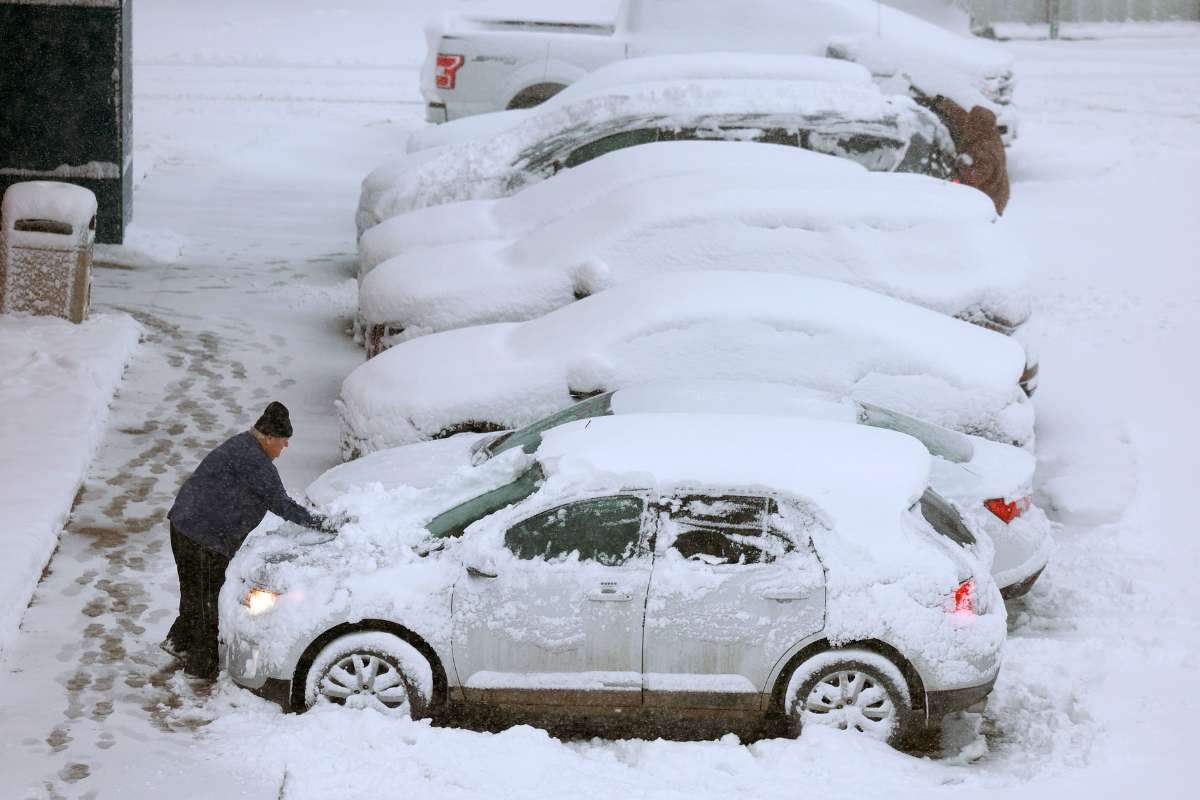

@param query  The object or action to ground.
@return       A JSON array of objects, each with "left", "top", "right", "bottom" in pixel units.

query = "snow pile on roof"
[
  {"left": 359, "top": 161, "right": 1030, "bottom": 335},
  {"left": 340, "top": 272, "right": 1031, "bottom": 456},
  {"left": 552, "top": 52, "right": 875, "bottom": 105},
  {"left": 611, "top": 379, "right": 856, "bottom": 424},
  {"left": 0, "top": 313, "right": 141, "bottom": 653},
  {"left": 358, "top": 141, "right": 863, "bottom": 270},
  {"left": 365, "top": 77, "right": 943, "bottom": 225},
  {"left": 537, "top": 414, "right": 931, "bottom": 541}
]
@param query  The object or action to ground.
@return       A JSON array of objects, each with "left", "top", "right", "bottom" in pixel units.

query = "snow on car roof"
[
  {"left": 368, "top": 77, "right": 940, "bottom": 223},
  {"left": 610, "top": 380, "right": 855, "bottom": 423},
  {"left": 610, "top": 379, "right": 1035, "bottom": 503},
  {"left": 551, "top": 53, "right": 874, "bottom": 105},
  {"left": 534, "top": 412, "right": 931, "bottom": 540},
  {"left": 339, "top": 272, "right": 1030, "bottom": 453},
  {"left": 358, "top": 141, "right": 864, "bottom": 272},
  {"left": 359, "top": 160, "right": 1030, "bottom": 332}
]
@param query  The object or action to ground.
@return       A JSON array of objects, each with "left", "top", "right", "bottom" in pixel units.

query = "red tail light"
[
  {"left": 984, "top": 496, "right": 1030, "bottom": 524},
  {"left": 954, "top": 579, "right": 975, "bottom": 614},
  {"left": 435, "top": 54, "right": 465, "bottom": 90}
]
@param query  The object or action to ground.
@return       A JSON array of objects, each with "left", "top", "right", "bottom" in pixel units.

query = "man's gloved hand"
[
  {"left": 319, "top": 511, "right": 354, "bottom": 534},
  {"left": 932, "top": 97, "right": 1010, "bottom": 215}
]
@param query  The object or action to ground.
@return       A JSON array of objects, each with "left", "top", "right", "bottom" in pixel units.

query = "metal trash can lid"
[{"left": 2, "top": 181, "right": 98, "bottom": 239}]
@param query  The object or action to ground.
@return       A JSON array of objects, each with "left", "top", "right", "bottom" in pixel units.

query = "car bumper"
[
  {"left": 924, "top": 674, "right": 996, "bottom": 721},
  {"left": 426, "top": 102, "right": 448, "bottom": 124},
  {"left": 992, "top": 519, "right": 1053, "bottom": 595},
  {"left": 221, "top": 634, "right": 269, "bottom": 688},
  {"left": 223, "top": 634, "right": 297, "bottom": 710},
  {"left": 1000, "top": 565, "right": 1045, "bottom": 599}
]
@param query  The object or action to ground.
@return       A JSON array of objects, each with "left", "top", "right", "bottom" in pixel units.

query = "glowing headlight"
[{"left": 243, "top": 587, "right": 280, "bottom": 615}]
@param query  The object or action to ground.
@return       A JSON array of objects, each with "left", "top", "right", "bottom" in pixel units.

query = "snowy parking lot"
[{"left": 0, "top": 2, "right": 1197, "bottom": 798}]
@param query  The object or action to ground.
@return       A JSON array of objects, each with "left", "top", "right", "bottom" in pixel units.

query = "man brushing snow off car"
[{"left": 164, "top": 401, "right": 335, "bottom": 679}]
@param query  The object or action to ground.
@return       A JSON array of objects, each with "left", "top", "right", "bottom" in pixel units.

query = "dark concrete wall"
[{"left": 0, "top": 1, "right": 131, "bottom": 244}]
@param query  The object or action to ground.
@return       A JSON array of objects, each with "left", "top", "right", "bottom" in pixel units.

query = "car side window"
[
  {"left": 504, "top": 496, "right": 646, "bottom": 565},
  {"left": 562, "top": 128, "right": 658, "bottom": 170},
  {"left": 665, "top": 495, "right": 792, "bottom": 565}
]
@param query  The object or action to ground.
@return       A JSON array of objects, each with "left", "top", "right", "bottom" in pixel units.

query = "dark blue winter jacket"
[{"left": 168, "top": 431, "right": 322, "bottom": 556}]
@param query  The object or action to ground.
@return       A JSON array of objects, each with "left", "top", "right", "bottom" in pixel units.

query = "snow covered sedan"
[
  {"left": 337, "top": 272, "right": 1034, "bottom": 459},
  {"left": 356, "top": 54, "right": 954, "bottom": 236},
  {"left": 357, "top": 146, "right": 1030, "bottom": 358},
  {"left": 314, "top": 380, "right": 1050, "bottom": 598},
  {"left": 357, "top": 139, "right": 864, "bottom": 278},
  {"left": 221, "top": 414, "right": 1006, "bottom": 747}
]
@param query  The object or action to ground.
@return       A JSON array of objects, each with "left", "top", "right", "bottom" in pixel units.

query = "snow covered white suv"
[{"left": 220, "top": 415, "right": 1005, "bottom": 747}]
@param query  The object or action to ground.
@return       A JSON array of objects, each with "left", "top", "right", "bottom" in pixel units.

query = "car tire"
[
  {"left": 784, "top": 648, "right": 916, "bottom": 747},
  {"left": 302, "top": 631, "right": 433, "bottom": 717},
  {"left": 506, "top": 82, "right": 566, "bottom": 110}
]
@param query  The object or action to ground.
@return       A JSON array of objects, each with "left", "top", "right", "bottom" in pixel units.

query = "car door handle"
[
  {"left": 762, "top": 591, "right": 806, "bottom": 602},
  {"left": 587, "top": 590, "right": 634, "bottom": 602}
]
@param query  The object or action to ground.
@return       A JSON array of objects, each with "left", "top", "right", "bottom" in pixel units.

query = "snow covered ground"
[
  {"left": 0, "top": 315, "right": 140, "bottom": 654},
  {"left": 0, "top": 2, "right": 1196, "bottom": 798}
]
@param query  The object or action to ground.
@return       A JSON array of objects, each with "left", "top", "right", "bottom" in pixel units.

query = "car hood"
[{"left": 306, "top": 432, "right": 492, "bottom": 507}]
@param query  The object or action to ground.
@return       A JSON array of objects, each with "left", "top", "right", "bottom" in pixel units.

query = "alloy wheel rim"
[
  {"left": 319, "top": 652, "right": 411, "bottom": 712},
  {"left": 802, "top": 669, "right": 897, "bottom": 739}
]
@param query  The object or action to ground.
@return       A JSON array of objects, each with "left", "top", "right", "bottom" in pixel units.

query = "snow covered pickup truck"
[{"left": 421, "top": 0, "right": 1015, "bottom": 137}]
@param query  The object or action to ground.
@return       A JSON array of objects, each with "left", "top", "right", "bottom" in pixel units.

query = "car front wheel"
[
  {"left": 786, "top": 649, "right": 915, "bottom": 746},
  {"left": 302, "top": 631, "right": 433, "bottom": 717}
]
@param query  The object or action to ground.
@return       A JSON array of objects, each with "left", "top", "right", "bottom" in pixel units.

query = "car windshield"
[
  {"left": 918, "top": 488, "right": 977, "bottom": 547},
  {"left": 484, "top": 393, "right": 614, "bottom": 460},
  {"left": 425, "top": 464, "right": 545, "bottom": 540}
]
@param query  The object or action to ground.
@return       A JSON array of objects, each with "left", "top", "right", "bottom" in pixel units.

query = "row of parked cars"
[{"left": 220, "top": 3, "right": 1048, "bottom": 751}]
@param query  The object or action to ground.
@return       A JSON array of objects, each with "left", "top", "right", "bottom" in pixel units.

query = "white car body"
[
  {"left": 360, "top": 56, "right": 954, "bottom": 235},
  {"left": 357, "top": 145, "right": 1030, "bottom": 354},
  {"left": 312, "top": 380, "right": 1050, "bottom": 596},
  {"left": 221, "top": 415, "right": 1005, "bottom": 730},
  {"left": 337, "top": 271, "right": 1033, "bottom": 458},
  {"left": 420, "top": 0, "right": 1014, "bottom": 125}
]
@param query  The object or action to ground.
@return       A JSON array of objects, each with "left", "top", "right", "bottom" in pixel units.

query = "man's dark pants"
[{"left": 166, "top": 524, "right": 230, "bottom": 679}]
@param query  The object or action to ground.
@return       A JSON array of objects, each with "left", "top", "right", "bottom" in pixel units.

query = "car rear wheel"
[
  {"left": 303, "top": 631, "right": 433, "bottom": 717},
  {"left": 786, "top": 649, "right": 915, "bottom": 746},
  {"left": 507, "top": 82, "right": 566, "bottom": 110}
]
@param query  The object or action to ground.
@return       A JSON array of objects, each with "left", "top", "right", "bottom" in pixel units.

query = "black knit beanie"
[{"left": 254, "top": 401, "right": 293, "bottom": 438}]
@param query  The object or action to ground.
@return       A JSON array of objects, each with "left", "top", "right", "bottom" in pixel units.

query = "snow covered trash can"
[{"left": 0, "top": 181, "right": 97, "bottom": 324}]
